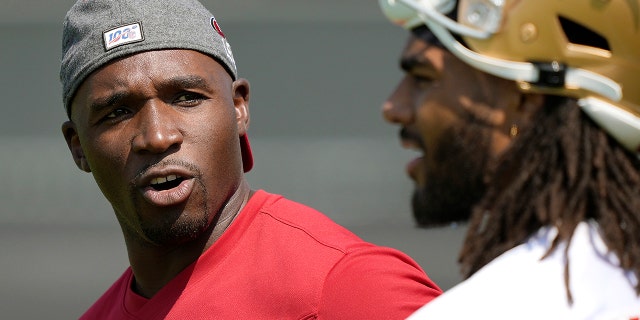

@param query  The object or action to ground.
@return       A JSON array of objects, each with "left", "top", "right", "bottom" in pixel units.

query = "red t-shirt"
[{"left": 80, "top": 190, "right": 441, "bottom": 319}]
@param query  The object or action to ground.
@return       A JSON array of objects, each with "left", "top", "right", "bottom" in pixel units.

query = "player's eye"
[{"left": 174, "top": 92, "right": 205, "bottom": 105}]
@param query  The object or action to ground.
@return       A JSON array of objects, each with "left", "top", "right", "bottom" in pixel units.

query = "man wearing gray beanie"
[{"left": 59, "top": 0, "right": 441, "bottom": 318}]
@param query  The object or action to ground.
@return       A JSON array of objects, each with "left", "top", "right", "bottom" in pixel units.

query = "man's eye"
[
  {"left": 105, "top": 108, "right": 130, "bottom": 119},
  {"left": 412, "top": 74, "right": 434, "bottom": 83},
  {"left": 175, "top": 93, "right": 204, "bottom": 104}
]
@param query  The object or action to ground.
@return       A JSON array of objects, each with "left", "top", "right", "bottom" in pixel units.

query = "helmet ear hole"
[{"left": 558, "top": 16, "right": 610, "bottom": 51}]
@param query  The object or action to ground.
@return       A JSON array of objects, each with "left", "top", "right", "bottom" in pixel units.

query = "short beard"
[
  {"left": 412, "top": 123, "right": 491, "bottom": 227},
  {"left": 411, "top": 173, "right": 482, "bottom": 227},
  {"left": 139, "top": 178, "right": 210, "bottom": 246},
  {"left": 141, "top": 209, "right": 209, "bottom": 246},
  {"left": 124, "top": 159, "right": 213, "bottom": 247}
]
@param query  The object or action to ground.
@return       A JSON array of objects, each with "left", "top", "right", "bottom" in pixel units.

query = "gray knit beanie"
[{"left": 60, "top": 0, "right": 238, "bottom": 117}]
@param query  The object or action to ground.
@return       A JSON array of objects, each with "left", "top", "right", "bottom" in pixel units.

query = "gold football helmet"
[{"left": 380, "top": 0, "right": 640, "bottom": 154}]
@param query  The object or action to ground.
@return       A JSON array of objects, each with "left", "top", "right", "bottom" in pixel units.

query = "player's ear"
[
  {"left": 233, "top": 78, "right": 250, "bottom": 136},
  {"left": 62, "top": 121, "right": 91, "bottom": 172}
]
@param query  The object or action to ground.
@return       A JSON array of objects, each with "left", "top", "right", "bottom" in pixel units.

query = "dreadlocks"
[{"left": 458, "top": 96, "right": 640, "bottom": 302}]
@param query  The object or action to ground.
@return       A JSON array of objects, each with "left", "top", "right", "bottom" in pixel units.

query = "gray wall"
[{"left": 0, "top": 1, "right": 464, "bottom": 318}]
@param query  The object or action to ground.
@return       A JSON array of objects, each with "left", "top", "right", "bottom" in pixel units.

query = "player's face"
[
  {"left": 63, "top": 49, "right": 249, "bottom": 246},
  {"left": 382, "top": 35, "right": 516, "bottom": 226}
]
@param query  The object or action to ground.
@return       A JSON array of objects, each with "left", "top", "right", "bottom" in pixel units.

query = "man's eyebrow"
[
  {"left": 162, "top": 75, "right": 212, "bottom": 91},
  {"left": 400, "top": 49, "right": 438, "bottom": 76},
  {"left": 89, "top": 91, "right": 127, "bottom": 114}
]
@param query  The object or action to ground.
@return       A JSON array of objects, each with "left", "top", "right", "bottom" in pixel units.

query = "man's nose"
[
  {"left": 382, "top": 76, "right": 415, "bottom": 125},
  {"left": 131, "top": 101, "right": 184, "bottom": 154}
]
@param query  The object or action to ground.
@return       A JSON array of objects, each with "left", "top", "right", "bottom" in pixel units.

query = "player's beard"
[
  {"left": 411, "top": 123, "right": 492, "bottom": 227},
  {"left": 135, "top": 178, "right": 213, "bottom": 247}
]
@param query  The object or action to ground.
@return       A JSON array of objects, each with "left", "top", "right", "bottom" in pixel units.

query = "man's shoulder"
[
  {"left": 408, "top": 222, "right": 640, "bottom": 319},
  {"left": 253, "top": 190, "right": 370, "bottom": 253}
]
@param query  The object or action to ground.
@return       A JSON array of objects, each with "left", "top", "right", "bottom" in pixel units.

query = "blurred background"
[{"left": 0, "top": 0, "right": 465, "bottom": 318}]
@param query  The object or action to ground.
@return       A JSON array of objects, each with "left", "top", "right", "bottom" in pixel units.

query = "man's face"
[
  {"left": 382, "top": 35, "right": 516, "bottom": 227},
  {"left": 63, "top": 50, "right": 249, "bottom": 246}
]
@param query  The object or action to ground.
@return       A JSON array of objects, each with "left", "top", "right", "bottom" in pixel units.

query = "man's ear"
[
  {"left": 232, "top": 78, "right": 250, "bottom": 136},
  {"left": 62, "top": 121, "right": 91, "bottom": 172}
]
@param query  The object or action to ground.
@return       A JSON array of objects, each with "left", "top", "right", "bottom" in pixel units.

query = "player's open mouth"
[
  {"left": 150, "top": 174, "right": 185, "bottom": 191},
  {"left": 400, "top": 128, "right": 426, "bottom": 183},
  {"left": 141, "top": 174, "right": 195, "bottom": 206}
]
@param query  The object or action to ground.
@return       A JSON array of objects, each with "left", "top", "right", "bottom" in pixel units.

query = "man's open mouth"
[{"left": 150, "top": 174, "right": 186, "bottom": 191}]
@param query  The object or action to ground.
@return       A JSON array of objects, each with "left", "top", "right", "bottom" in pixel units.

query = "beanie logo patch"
[
  {"left": 210, "top": 17, "right": 236, "bottom": 72},
  {"left": 103, "top": 22, "right": 144, "bottom": 50},
  {"left": 210, "top": 17, "right": 226, "bottom": 38}
]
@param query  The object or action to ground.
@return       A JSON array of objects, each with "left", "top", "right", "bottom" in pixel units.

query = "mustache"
[{"left": 134, "top": 159, "right": 202, "bottom": 181}]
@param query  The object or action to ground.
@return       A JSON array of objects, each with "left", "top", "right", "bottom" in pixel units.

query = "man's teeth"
[{"left": 150, "top": 175, "right": 178, "bottom": 185}]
